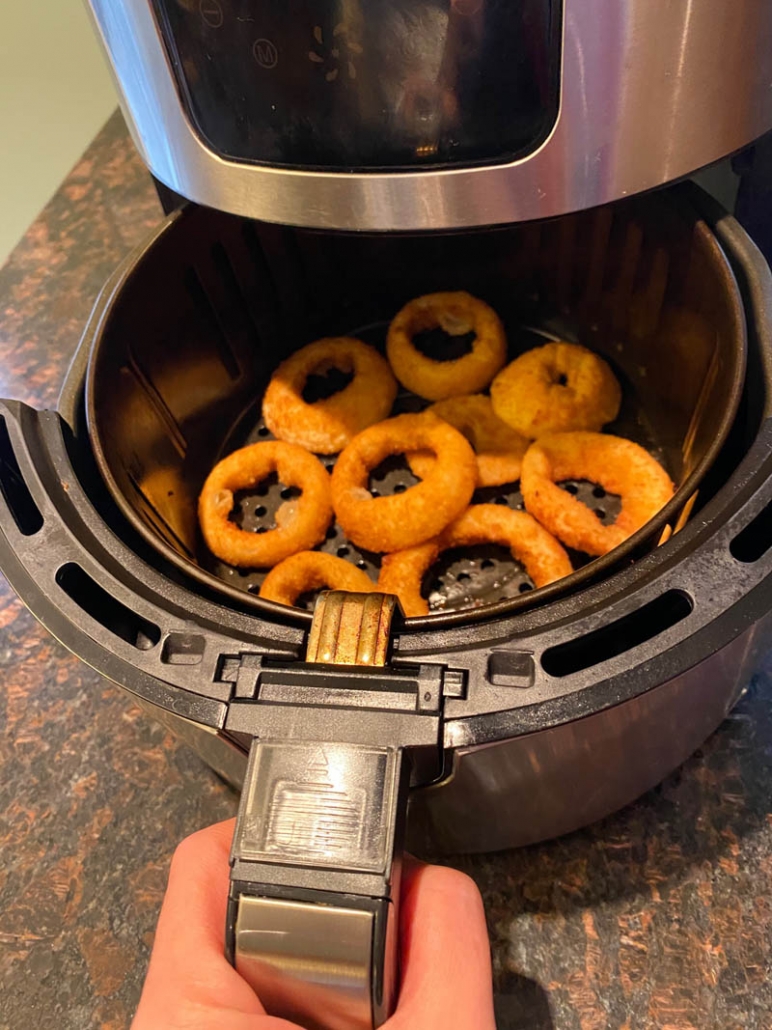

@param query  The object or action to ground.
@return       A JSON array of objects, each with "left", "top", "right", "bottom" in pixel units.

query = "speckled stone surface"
[{"left": 0, "top": 112, "right": 771, "bottom": 1030}]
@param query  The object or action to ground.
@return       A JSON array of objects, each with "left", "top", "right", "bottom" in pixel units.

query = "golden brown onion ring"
[
  {"left": 491, "top": 342, "right": 621, "bottom": 438},
  {"left": 260, "top": 551, "right": 376, "bottom": 606},
  {"left": 387, "top": 292, "right": 507, "bottom": 401},
  {"left": 407, "top": 394, "right": 528, "bottom": 487},
  {"left": 263, "top": 337, "right": 398, "bottom": 454},
  {"left": 520, "top": 432, "right": 674, "bottom": 556},
  {"left": 378, "top": 503, "right": 573, "bottom": 617},
  {"left": 198, "top": 441, "right": 332, "bottom": 568},
  {"left": 331, "top": 412, "right": 477, "bottom": 552}
]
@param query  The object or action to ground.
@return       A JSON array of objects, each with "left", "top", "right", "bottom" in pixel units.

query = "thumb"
[{"left": 388, "top": 860, "right": 496, "bottom": 1029}]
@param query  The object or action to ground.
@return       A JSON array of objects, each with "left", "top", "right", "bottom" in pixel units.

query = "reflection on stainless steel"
[
  {"left": 86, "top": 0, "right": 772, "bottom": 230},
  {"left": 409, "top": 615, "right": 771, "bottom": 854},
  {"left": 387, "top": 5, "right": 450, "bottom": 151},
  {"left": 131, "top": 696, "right": 248, "bottom": 787},
  {"left": 235, "top": 897, "right": 374, "bottom": 1030}
]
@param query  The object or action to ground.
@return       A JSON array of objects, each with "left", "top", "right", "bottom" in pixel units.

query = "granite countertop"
[{"left": 0, "top": 113, "right": 771, "bottom": 1030}]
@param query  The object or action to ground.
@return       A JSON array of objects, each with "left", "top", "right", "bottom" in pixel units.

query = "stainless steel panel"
[
  {"left": 408, "top": 616, "right": 771, "bottom": 854},
  {"left": 130, "top": 695, "right": 247, "bottom": 787},
  {"left": 127, "top": 601, "right": 771, "bottom": 859},
  {"left": 235, "top": 896, "right": 374, "bottom": 1030},
  {"left": 86, "top": 0, "right": 772, "bottom": 230}
]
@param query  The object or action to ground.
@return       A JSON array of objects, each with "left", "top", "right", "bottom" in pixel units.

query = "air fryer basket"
[{"left": 85, "top": 187, "right": 746, "bottom": 624}]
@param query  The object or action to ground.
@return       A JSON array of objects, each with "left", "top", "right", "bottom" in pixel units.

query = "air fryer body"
[
  {"left": 121, "top": 614, "right": 769, "bottom": 856},
  {"left": 2, "top": 5, "right": 772, "bottom": 1025},
  {"left": 86, "top": 0, "right": 772, "bottom": 231},
  {"left": 0, "top": 193, "right": 771, "bottom": 858}
]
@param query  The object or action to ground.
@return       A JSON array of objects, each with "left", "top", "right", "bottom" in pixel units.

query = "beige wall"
[{"left": 0, "top": 1, "right": 116, "bottom": 265}]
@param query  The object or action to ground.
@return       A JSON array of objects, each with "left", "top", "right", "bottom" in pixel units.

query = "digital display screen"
[{"left": 152, "top": 0, "right": 560, "bottom": 171}]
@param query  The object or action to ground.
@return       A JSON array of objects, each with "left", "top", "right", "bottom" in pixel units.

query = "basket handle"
[
  {"left": 227, "top": 737, "right": 406, "bottom": 1029},
  {"left": 225, "top": 593, "right": 409, "bottom": 1029}
]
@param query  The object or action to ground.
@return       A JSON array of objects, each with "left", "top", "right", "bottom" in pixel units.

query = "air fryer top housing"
[{"left": 86, "top": 0, "right": 772, "bottom": 231}]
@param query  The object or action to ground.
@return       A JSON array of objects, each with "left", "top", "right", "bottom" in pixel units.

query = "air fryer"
[
  {"left": 1, "top": 184, "right": 772, "bottom": 1027},
  {"left": 2, "top": 0, "right": 772, "bottom": 1026}
]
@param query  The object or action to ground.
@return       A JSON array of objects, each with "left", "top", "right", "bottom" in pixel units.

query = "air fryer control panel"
[{"left": 151, "top": 0, "right": 559, "bottom": 170}]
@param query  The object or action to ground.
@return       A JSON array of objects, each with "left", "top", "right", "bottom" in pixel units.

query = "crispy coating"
[
  {"left": 331, "top": 412, "right": 477, "bottom": 552},
  {"left": 386, "top": 292, "right": 507, "bottom": 401},
  {"left": 520, "top": 432, "right": 675, "bottom": 556},
  {"left": 491, "top": 342, "right": 622, "bottom": 438},
  {"left": 198, "top": 441, "right": 332, "bottom": 568},
  {"left": 262, "top": 337, "right": 398, "bottom": 454},
  {"left": 407, "top": 394, "right": 528, "bottom": 487},
  {"left": 378, "top": 504, "right": 573, "bottom": 617},
  {"left": 260, "top": 551, "right": 376, "bottom": 606}
]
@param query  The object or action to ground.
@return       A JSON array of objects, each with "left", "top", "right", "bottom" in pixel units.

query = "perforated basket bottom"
[{"left": 200, "top": 323, "right": 663, "bottom": 615}]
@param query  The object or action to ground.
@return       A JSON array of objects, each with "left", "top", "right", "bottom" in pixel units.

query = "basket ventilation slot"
[
  {"left": 0, "top": 416, "right": 43, "bottom": 536},
  {"left": 56, "top": 563, "right": 160, "bottom": 651},
  {"left": 730, "top": 499, "right": 772, "bottom": 563},
  {"left": 541, "top": 590, "right": 693, "bottom": 677}
]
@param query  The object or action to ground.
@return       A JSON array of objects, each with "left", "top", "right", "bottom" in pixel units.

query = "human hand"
[{"left": 132, "top": 818, "right": 496, "bottom": 1030}]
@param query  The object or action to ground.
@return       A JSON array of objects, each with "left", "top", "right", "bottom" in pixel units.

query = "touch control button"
[
  {"left": 253, "top": 38, "right": 279, "bottom": 69},
  {"left": 199, "top": 0, "right": 223, "bottom": 29}
]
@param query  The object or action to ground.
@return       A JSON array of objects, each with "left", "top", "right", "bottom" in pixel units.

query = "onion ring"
[
  {"left": 386, "top": 292, "right": 507, "bottom": 400},
  {"left": 260, "top": 552, "right": 376, "bottom": 606},
  {"left": 491, "top": 342, "right": 622, "bottom": 437},
  {"left": 407, "top": 394, "right": 528, "bottom": 487},
  {"left": 331, "top": 412, "right": 477, "bottom": 552},
  {"left": 378, "top": 504, "right": 573, "bottom": 617},
  {"left": 520, "top": 432, "right": 675, "bottom": 556},
  {"left": 262, "top": 337, "right": 398, "bottom": 454},
  {"left": 198, "top": 441, "right": 332, "bottom": 568}
]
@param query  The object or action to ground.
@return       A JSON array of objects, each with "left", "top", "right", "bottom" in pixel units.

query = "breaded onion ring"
[
  {"left": 331, "top": 412, "right": 477, "bottom": 552},
  {"left": 386, "top": 292, "right": 507, "bottom": 401},
  {"left": 520, "top": 432, "right": 675, "bottom": 556},
  {"left": 378, "top": 504, "right": 573, "bottom": 617},
  {"left": 198, "top": 441, "right": 332, "bottom": 568},
  {"left": 491, "top": 342, "right": 622, "bottom": 438},
  {"left": 407, "top": 394, "right": 528, "bottom": 487},
  {"left": 260, "top": 552, "right": 376, "bottom": 606},
  {"left": 262, "top": 337, "right": 398, "bottom": 454}
]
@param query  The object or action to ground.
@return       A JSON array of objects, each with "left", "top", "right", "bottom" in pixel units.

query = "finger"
[
  {"left": 388, "top": 861, "right": 496, "bottom": 1030},
  {"left": 132, "top": 818, "right": 295, "bottom": 1030}
]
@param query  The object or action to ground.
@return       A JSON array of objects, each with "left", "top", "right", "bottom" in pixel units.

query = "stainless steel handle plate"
[{"left": 235, "top": 897, "right": 378, "bottom": 1029}]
